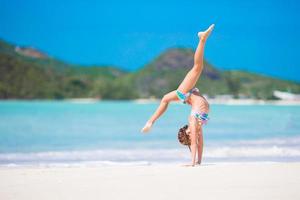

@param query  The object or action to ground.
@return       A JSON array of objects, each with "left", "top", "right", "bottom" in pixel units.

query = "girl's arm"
[
  {"left": 188, "top": 116, "right": 198, "bottom": 166},
  {"left": 197, "top": 124, "right": 204, "bottom": 165}
]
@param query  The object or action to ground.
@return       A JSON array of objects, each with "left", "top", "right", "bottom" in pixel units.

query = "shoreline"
[
  {"left": 1, "top": 98, "right": 300, "bottom": 105},
  {"left": 133, "top": 98, "right": 300, "bottom": 105},
  {"left": 1, "top": 160, "right": 300, "bottom": 169}
]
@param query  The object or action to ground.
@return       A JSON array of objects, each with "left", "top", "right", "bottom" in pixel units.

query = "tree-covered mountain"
[
  {"left": 132, "top": 48, "right": 300, "bottom": 99},
  {"left": 0, "top": 39, "right": 126, "bottom": 99},
  {"left": 0, "top": 39, "right": 299, "bottom": 100}
]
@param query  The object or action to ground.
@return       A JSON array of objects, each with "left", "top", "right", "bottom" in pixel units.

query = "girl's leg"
[
  {"left": 141, "top": 90, "right": 178, "bottom": 133},
  {"left": 197, "top": 125, "right": 204, "bottom": 165},
  {"left": 177, "top": 24, "right": 214, "bottom": 93}
]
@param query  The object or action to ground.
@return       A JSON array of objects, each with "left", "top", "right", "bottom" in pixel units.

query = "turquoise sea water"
[{"left": 0, "top": 101, "right": 300, "bottom": 166}]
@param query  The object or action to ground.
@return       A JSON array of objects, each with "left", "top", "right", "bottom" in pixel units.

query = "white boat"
[{"left": 273, "top": 90, "right": 300, "bottom": 100}]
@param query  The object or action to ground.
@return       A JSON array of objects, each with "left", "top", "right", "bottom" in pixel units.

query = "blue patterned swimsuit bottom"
[{"left": 190, "top": 110, "right": 209, "bottom": 125}]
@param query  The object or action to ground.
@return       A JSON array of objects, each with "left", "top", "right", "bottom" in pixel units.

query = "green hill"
[
  {"left": 0, "top": 39, "right": 299, "bottom": 100},
  {"left": 0, "top": 39, "right": 126, "bottom": 99},
  {"left": 131, "top": 48, "right": 300, "bottom": 99}
]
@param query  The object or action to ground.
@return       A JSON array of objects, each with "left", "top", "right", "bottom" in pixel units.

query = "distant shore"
[
  {"left": 1, "top": 98, "right": 300, "bottom": 105},
  {"left": 133, "top": 98, "right": 300, "bottom": 105}
]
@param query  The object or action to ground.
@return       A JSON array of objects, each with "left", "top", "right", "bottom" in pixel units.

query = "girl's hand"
[{"left": 182, "top": 163, "right": 196, "bottom": 167}]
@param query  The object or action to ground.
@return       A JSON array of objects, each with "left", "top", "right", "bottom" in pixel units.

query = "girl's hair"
[{"left": 177, "top": 125, "right": 191, "bottom": 151}]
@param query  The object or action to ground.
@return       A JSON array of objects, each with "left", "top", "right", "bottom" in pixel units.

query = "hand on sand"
[
  {"left": 197, "top": 24, "right": 215, "bottom": 40},
  {"left": 141, "top": 122, "right": 153, "bottom": 133},
  {"left": 182, "top": 163, "right": 196, "bottom": 167}
]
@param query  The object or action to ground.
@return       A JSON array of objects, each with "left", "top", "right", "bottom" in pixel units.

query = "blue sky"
[{"left": 0, "top": 0, "right": 299, "bottom": 82}]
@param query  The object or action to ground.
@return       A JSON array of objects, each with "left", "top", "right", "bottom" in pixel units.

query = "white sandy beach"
[
  {"left": 1, "top": 163, "right": 300, "bottom": 200},
  {"left": 134, "top": 98, "right": 300, "bottom": 105}
]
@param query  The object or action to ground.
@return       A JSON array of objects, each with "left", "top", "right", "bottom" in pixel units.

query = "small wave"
[
  {"left": 0, "top": 160, "right": 152, "bottom": 168},
  {"left": 0, "top": 145, "right": 300, "bottom": 167},
  {"left": 213, "top": 136, "right": 300, "bottom": 146},
  {"left": 205, "top": 146, "right": 300, "bottom": 158},
  {"left": 0, "top": 149, "right": 187, "bottom": 163}
]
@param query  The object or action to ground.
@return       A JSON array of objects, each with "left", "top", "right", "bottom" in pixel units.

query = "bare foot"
[
  {"left": 197, "top": 24, "right": 215, "bottom": 40},
  {"left": 141, "top": 121, "right": 153, "bottom": 133}
]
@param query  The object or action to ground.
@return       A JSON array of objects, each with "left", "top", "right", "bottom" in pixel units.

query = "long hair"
[{"left": 177, "top": 125, "right": 191, "bottom": 151}]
